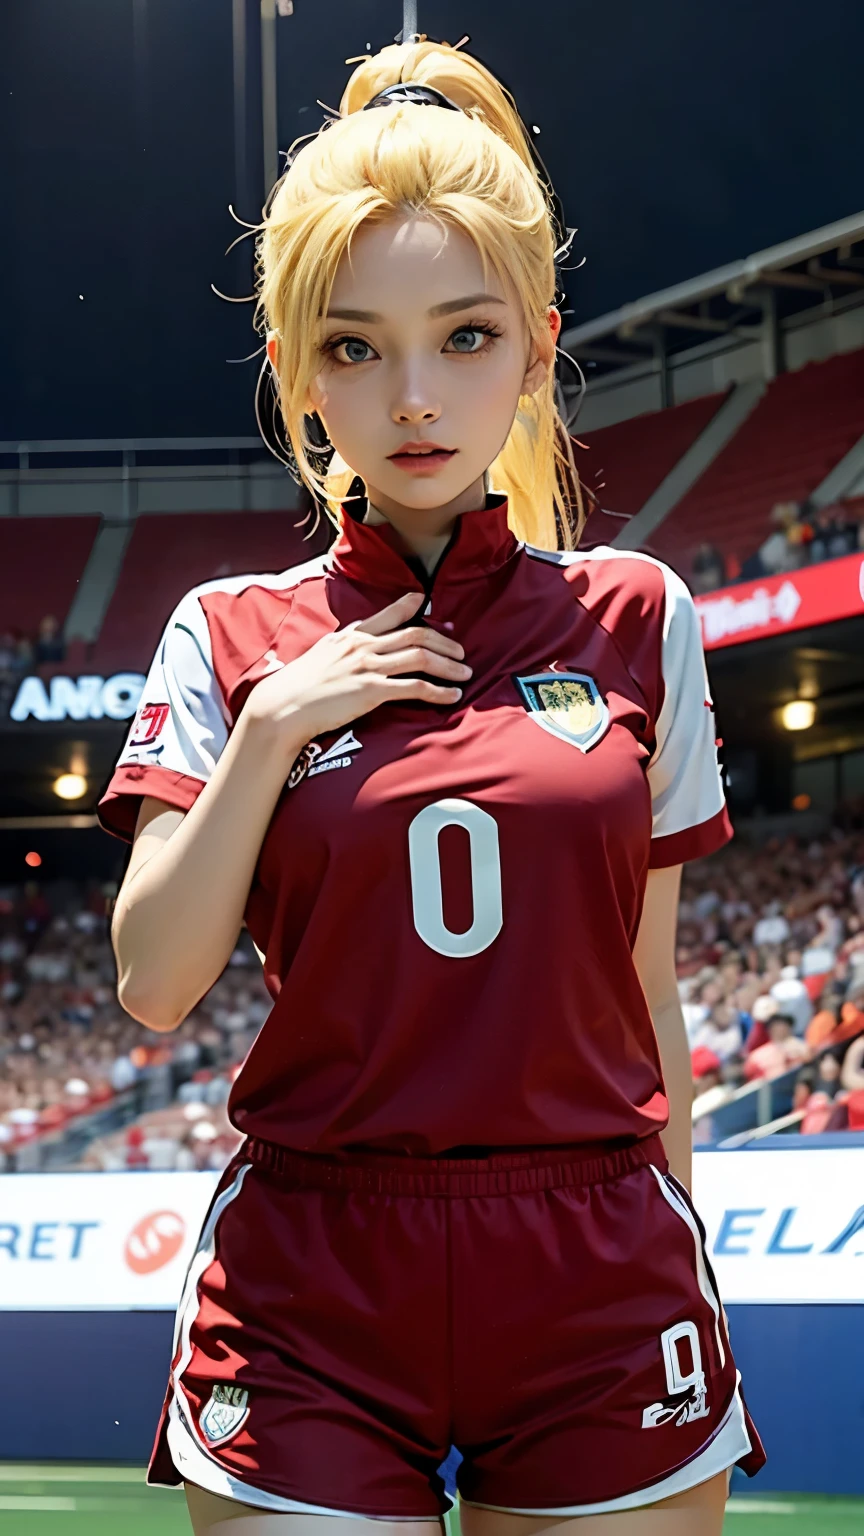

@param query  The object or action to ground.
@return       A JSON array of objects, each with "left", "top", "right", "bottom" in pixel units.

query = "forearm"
[
  {"left": 113, "top": 710, "right": 306, "bottom": 1031},
  {"left": 652, "top": 997, "right": 694, "bottom": 1192}
]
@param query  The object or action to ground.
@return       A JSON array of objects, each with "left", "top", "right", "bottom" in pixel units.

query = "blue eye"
[
  {"left": 327, "top": 336, "right": 377, "bottom": 365},
  {"left": 343, "top": 338, "right": 374, "bottom": 363},
  {"left": 449, "top": 328, "right": 487, "bottom": 353}
]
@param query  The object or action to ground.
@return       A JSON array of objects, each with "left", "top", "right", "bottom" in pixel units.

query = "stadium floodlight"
[
  {"left": 781, "top": 699, "right": 817, "bottom": 732},
  {"left": 53, "top": 772, "right": 88, "bottom": 800}
]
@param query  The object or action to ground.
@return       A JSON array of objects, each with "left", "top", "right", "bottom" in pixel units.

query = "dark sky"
[{"left": 4, "top": 0, "right": 860, "bottom": 441}]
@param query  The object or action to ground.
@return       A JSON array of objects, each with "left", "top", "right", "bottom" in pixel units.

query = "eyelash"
[{"left": 322, "top": 321, "right": 504, "bottom": 366}]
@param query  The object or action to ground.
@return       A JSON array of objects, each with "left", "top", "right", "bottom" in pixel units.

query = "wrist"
[{"left": 236, "top": 699, "right": 313, "bottom": 769}]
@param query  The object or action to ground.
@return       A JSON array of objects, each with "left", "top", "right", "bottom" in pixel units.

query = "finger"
[
  {"left": 384, "top": 677, "right": 463, "bottom": 703},
  {"left": 369, "top": 647, "right": 472, "bottom": 681},
  {"left": 373, "top": 625, "right": 465, "bottom": 660},
  {"left": 354, "top": 592, "right": 425, "bottom": 637}
]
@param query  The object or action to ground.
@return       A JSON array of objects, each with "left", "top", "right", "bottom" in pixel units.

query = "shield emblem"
[
  {"left": 514, "top": 671, "right": 609, "bottom": 753},
  {"left": 199, "top": 1384, "right": 250, "bottom": 1447}
]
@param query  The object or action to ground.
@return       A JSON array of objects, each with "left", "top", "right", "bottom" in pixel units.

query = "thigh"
[
  {"left": 460, "top": 1469, "right": 727, "bottom": 1536},
  {"left": 186, "top": 1483, "right": 445, "bottom": 1535}
]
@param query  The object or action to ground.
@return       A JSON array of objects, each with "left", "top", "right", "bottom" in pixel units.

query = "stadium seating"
[
  {"left": 0, "top": 516, "right": 100, "bottom": 633},
  {"left": 650, "top": 347, "right": 864, "bottom": 574},
  {"left": 91, "top": 509, "right": 331, "bottom": 671},
  {"left": 576, "top": 391, "right": 726, "bottom": 544}
]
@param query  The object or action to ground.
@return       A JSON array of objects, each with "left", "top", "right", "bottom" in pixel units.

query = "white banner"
[
  {"left": 694, "top": 1148, "right": 864, "bottom": 1304},
  {"left": 1, "top": 1150, "right": 863, "bottom": 1309},
  {"left": 0, "top": 1171, "right": 218, "bottom": 1309}
]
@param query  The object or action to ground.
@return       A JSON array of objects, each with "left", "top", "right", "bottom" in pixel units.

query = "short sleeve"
[
  {"left": 647, "top": 567, "right": 732, "bottom": 867},
  {"left": 97, "top": 587, "right": 230, "bottom": 843}
]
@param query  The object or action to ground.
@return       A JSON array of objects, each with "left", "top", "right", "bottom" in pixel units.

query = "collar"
[{"left": 329, "top": 493, "right": 519, "bottom": 594}]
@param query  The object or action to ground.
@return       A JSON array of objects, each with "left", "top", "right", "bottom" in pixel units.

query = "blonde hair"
[{"left": 257, "top": 39, "right": 584, "bottom": 551}]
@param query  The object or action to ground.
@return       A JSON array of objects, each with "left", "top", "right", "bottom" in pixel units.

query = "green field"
[{"left": 0, "top": 1468, "right": 861, "bottom": 1534}]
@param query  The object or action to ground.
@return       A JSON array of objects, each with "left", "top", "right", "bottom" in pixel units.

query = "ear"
[
  {"left": 266, "top": 332, "right": 279, "bottom": 369},
  {"left": 522, "top": 307, "right": 562, "bottom": 397}
]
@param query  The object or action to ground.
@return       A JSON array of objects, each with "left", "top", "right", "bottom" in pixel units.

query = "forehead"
[{"left": 328, "top": 214, "right": 508, "bottom": 314}]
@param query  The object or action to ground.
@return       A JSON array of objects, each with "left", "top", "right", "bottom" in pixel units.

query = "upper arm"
[
  {"left": 122, "top": 796, "right": 188, "bottom": 890},
  {"left": 633, "top": 864, "right": 682, "bottom": 1013}
]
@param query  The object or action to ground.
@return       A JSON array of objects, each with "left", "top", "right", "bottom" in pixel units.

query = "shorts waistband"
[{"left": 244, "top": 1134, "right": 667, "bottom": 1197}]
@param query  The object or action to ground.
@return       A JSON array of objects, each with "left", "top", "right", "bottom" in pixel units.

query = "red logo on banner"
[
  {"left": 695, "top": 554, "right": 864, "bottom": 650},
  {"left": 131, "top": 702, "right": 170, "bottom": 745},
  {"left": 124, "top": 1211, "right": 186, "bottom": 1274}
]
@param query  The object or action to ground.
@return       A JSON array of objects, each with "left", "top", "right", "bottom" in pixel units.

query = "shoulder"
[
  {"left": 163, "top": 552, "right": 333, "bottom": 664},
  {"left": 524, "top": 542, "right": 695, "bottom": 649}
]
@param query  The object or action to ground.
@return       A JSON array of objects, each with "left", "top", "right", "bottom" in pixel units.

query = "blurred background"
[{"left": 2, "top": 2, "right": 864, "bottom": 1531}]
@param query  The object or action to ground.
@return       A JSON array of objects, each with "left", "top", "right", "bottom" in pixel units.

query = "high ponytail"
[{"left": 257, "top": 39, "right": 584, "bottom": 550}]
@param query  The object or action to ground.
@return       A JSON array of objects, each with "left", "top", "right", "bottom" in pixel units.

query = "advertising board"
[
  {"left": 0, "top": 1171, "right": 219, "bottom": 1309},
  {"left": 694, "top": 553, "right": 864, "bottom": 650},
  {"left": 1, "top": 1150, "right": 863, "bottom": 1308}
]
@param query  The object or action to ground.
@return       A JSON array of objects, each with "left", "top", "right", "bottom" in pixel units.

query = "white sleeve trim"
[
  {"left": 115, "top": 586, "right": 230, "bottom": 785},
  {"left": 648, "top": 564, "right": 725, "bottom": 842}
]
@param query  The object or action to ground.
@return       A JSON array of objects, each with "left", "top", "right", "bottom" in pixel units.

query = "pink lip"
[
  {"left": 389, "top": 440, "right": 454, "bottom": 455},
  {"left": 388, "top": 442, "right": 457, "bottom": 476}
]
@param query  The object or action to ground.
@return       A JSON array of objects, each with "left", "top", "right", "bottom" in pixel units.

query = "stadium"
[{"left": 3, "top": 2, "right": 864, "bottom": 1533}]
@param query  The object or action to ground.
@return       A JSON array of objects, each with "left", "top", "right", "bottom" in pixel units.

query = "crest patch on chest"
[{"left": 513, "top": 671, "right": 610, "bottom": 753}]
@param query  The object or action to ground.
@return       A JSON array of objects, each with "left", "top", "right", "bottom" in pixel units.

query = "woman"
[{"left": 99, "top": 39, "right": 764, "bottom": 1536}]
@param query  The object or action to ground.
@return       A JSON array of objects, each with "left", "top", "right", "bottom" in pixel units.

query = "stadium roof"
[{"left": 561, "top": 210, "right": 864, "bottom": 377}]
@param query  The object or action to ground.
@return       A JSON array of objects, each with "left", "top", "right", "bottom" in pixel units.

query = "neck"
[{"left": 361, "top": 475, "right": 487, "bottom": 576}]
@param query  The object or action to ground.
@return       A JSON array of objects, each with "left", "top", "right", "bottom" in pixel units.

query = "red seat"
[
  {"left": 91, "top": 510, "right": 330, "bottom": 672},
  {"left": 650, "top": 348, "right": 864, "bottom": 576},
  {"left": 577, "top": 392, "right": 726, "bottom": 545},
  {"left": 0, "top": 517, "right": 100, "bottom": 636}
]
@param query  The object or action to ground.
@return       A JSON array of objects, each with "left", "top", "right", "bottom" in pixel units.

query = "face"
[{"left": 296, "top": 214, "right": 557, "bottom": 519}]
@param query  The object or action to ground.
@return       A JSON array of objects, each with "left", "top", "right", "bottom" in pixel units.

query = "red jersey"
[{"left": 99, "top": 496, "right": 731, "bottom": 1154}]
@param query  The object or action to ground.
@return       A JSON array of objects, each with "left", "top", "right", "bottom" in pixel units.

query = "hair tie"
[{"left": 363, "top": 83, "right": 463, "bottom": 112}]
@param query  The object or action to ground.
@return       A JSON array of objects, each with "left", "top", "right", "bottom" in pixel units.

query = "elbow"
[{"left": 117, "top": 980, "right": 188, "bottom": 1034}]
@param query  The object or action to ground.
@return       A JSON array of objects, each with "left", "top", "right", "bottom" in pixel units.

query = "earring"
[{"left": 255, "top": 358, "right": 334, "bottom": 485}]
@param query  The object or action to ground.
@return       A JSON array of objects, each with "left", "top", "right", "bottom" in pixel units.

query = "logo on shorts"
[
  {"left": 288, "top": 730, "right": 363, "bottom": 788},
  {"left": 200, "top": 1384, "right": 250, "bottom": 1447},
  {"left": 513, "top": 672, "right": 609, "bottom": 753},
  {"left": 642, "top": 1321, "right": 710, "bottom": 1429}
]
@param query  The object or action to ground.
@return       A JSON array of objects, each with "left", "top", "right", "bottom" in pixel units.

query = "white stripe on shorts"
[{"left": 160, "top": 1160, "right": 442, "bottom": 1520}]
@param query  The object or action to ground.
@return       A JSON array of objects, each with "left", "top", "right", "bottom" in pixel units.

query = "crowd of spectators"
[
  {"left": 680, "top": 820, "right": 864, "bottom": 1142},
  {"left": 0, "top": 879, "right": 270, "bottom": 1171},
  {"left": 688, "top": 497, "right": 864, "bottom": 594},
  {"left": 0, "top": 614, "right": 67, "bottom": 714},
  {"left": 3, "top": 816, "right": 864, "bottom": 1168}
]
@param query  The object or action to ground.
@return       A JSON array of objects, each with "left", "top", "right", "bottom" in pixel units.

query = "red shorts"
[{"left": 150, "top": 1135, "right": 765, "bottom": 1519}]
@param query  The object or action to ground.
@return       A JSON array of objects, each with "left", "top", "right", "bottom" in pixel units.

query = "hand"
[{"left": 243, "top": 591, "right": 472, "bottom": 749}]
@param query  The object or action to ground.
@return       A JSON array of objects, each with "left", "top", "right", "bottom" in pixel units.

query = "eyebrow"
[{"left": 324, "top": 293, "right": 506, "bottom": 323}]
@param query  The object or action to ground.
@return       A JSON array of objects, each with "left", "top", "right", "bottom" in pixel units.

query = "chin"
[{"left": 375, "top": 469, "right": 484, "bottom": 510}]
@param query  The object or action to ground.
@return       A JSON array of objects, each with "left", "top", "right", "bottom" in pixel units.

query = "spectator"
[
  {"left": 33, "top": 614, "right": 66, "bottom": 666},
  {"left": 812, "top": 1051, "right": 844, "bottom": 1099},
  {"left": 745, "top": 1014, "right": 810, "bottom": 1080},
  {"left": 807, "top": 504, "right": 858, "bottom": 564},
  {"left": 770, "top": 964, "right": 812, "bottom": 1035},
  {"left": 690, "top": 543, "right": 727, "bottom": 594},
  {"left": 754, "top": 501, "right": 803, "bottom": 576},
  {"left": 690, "top": 1001, "right": 743, "bottom": 1062},
  {"left": 124, "top": 1125, "right": 149, "bottom": 1170},
  {"left": 753, "top": 901, "right": 791, "bottom": 949},
  {"left": 0, "top": 882, "right": 271, "bottom": 1167}
]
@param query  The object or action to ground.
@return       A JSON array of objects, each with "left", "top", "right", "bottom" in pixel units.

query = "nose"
[{"left": 391, "top": 364, "right": 441, "bottom": 427}]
